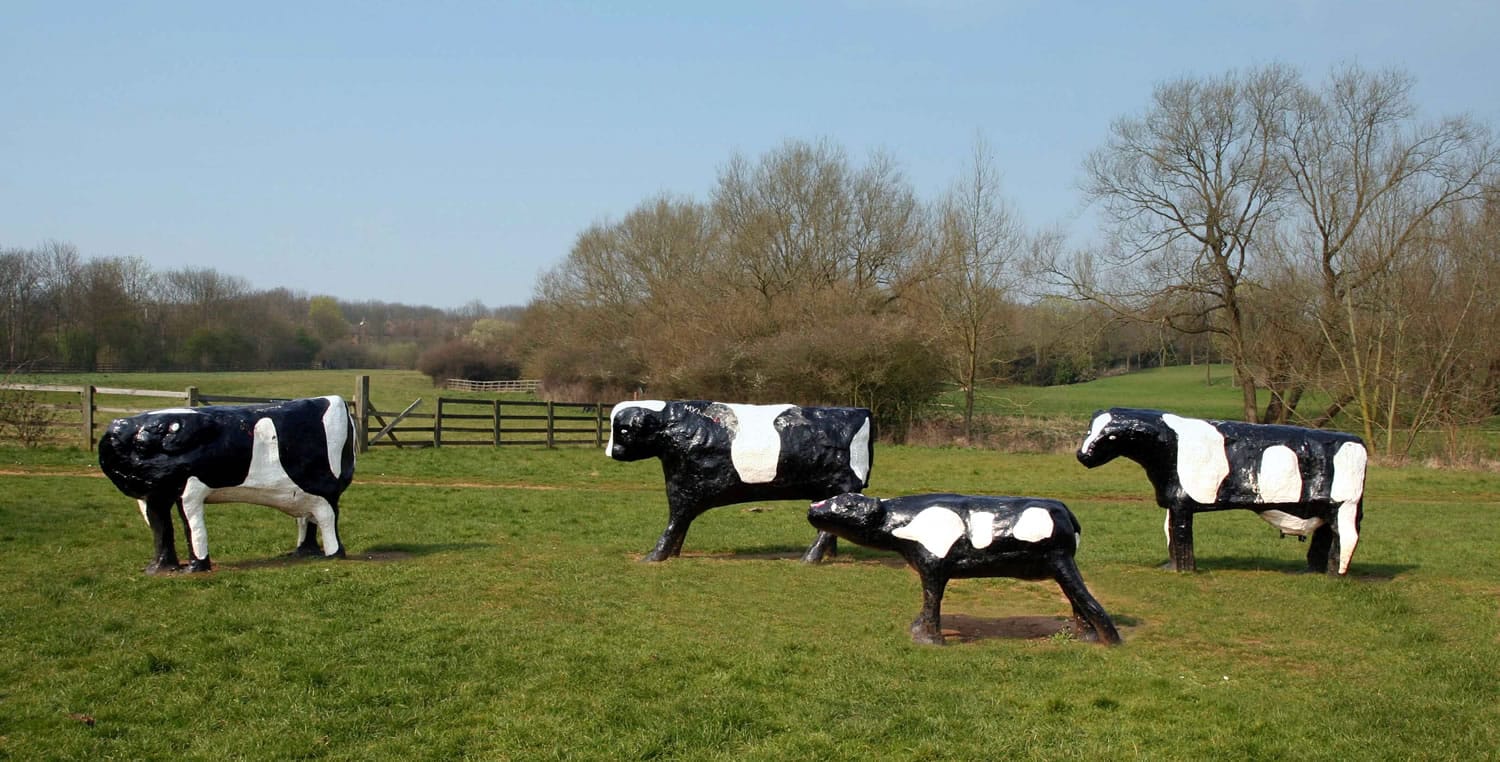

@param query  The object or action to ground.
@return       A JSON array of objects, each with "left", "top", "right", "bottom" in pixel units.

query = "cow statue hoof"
[
  {"left": 187, "top": 558, "right": 213, "bottom": 573},
  {"left": 144, "top": 560, "right": 183, "bottom": 575},
  {"left": 809, "top": 493, "right": 1123, "bottom": 648}
]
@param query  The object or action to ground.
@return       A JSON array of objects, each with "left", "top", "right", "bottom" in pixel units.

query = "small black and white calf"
[
  {"left": 98, "top": 396, "right": 356, "bottom": 574},
  {"left": 1077, "top": 407, "right": 1367, "bottom": 575},
  {"left": 607, "top": 400, "right": 873, "bottom": 562},
  {"left": 808, "top": 493, "right": 1122, "bottom": 646}
]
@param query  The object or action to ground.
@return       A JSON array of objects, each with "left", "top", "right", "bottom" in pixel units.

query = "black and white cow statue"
[
  {"left": 607, "top": 400, "right": 873, "bottom": 563},
  {"left": 1077, "top": 407, "right": 1368, "bottom": 575},
  {"left": 98, "top": 396, "right": 356, "bottom": 574},
  {"left": 808, "top": 493, "right": 1122, "bottom": 646}
]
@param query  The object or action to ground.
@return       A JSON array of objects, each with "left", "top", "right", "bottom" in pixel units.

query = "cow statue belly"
[
  {"left": 608, "top": 400, "right": 874, "bottom": 562},
  {"left": 98, "top": 396, "right": 356, "bottom": 574},
  {"left": 1077, "top": 407, "right": 1368, "bottom": 575},
  {"left": 808, "top": 493, "right": 1122, "bottom": 646}
]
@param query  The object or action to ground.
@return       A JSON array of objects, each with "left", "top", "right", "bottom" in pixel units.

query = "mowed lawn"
[{"left": 1, "top": 440, "right": 1497, "bottom": 760}]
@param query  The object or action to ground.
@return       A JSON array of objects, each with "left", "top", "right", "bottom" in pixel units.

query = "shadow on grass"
[
  {"left": 671, "top": 544, "right": 908, "bottom": 567},
  {"left": 217, "top": 542, "right": 494, "bottom": 570},
  {"left": 1182, "top": 554, "right": 1416, "bottom": 580},
  {"left": 940, "top": 613, "right": 1141, "bottom": 645}
]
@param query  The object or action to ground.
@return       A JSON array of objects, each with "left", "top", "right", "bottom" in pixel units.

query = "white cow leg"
[
  {"left": 179, "top": 493, "right": 212, "bottom": 573},
  {"left": 309, "top": 497, "right": 344, "bottom": 558},
  {"left": 1335, "top": 500, "right": 1361, "bottom": 575}
]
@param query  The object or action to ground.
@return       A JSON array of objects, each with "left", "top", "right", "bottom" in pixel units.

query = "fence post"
[
  {"left": 595, "top": 403, "right": 605, "bottom": 449},
  {"left": 493, "top": 399, "right": 502, "bottom": 447},
  {"left": 546, "top": 401, "right": 555, "bottom": 449},
  {"left": 82, "top": 384, "right": 95, "bottom": 450},
  {"left": 434, "top": 398, "right": 444, "bottom": 448},
  {"left": 355, "top": 375, "right": 370, "bottom": 454},
  {"left": 187, "top": 386, "right": 199, "bottom": 407}
]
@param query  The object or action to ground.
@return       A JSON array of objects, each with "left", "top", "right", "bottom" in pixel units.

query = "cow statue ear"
[{"left": 160, "top": 415, "right": 216, "bottom": 455}]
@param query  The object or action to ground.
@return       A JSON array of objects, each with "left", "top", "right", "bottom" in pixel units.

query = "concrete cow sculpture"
[
  {"left": 1077, "top": 407, "right": 1368, "bottom": 575},
  {"left": 98, "top": 396, "right": 356, "bottom": 574},
  {"left": 607, "top": 400, "right": 873, "bottom": 562},
  {"left": 808, "top": 493, "right": 1121, "bottom": 646}
]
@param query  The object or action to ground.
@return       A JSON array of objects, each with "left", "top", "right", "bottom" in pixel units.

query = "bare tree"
[{"left": 1066, "top": 65, "right": 1300, "bottom": 421}]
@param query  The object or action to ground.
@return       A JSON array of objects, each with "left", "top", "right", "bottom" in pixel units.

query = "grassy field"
[{"left": 2, "top": 433, "right": 1498, "bottom": 759}]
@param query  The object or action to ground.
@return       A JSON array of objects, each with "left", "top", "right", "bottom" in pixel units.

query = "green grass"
[
  {"left": 943, "top": 364, "right": 1288, "bottom": 422},
  {"left": 1, "top": 444, "right": 1497, "bottom": 760}
]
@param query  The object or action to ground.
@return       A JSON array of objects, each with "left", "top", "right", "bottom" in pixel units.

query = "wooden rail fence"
[{"left": 0, "top": 376, "right": 612, "bottom": 452}]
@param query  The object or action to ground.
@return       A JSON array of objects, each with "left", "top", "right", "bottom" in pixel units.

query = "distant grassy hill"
[{"left": 942, "top": 364, "right": 1249, "bottom": 422}]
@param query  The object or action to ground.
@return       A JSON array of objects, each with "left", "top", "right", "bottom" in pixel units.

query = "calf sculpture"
[
  {"left": 98, "top": 396, "right": 356, "bottom": 574},
  {"left": 808, "top": 493, "right": 1121, "bottom": 646},
  {"left": 1077, "top": 407, "right": 1367, "bottom": 575},
  {"left": 607, "top": 400, "right": 873, "bottom": 562}
]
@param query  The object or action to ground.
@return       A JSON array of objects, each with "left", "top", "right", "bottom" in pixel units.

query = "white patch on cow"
[
  {"left": 605, "top": 400, "right": 668, "bottom": 456},
  {"left": 320, "top": 396, "right": 350, "bottom": 477},
  {"left": 968, "top": 511, "right": 995, "bottom": 549},
  {"left": 148, "top": 407, "right": 198, "bottom": 415},
  {"left": 723, "top": 403, "right": 795, "bottom": 484},
  {"left": 182, "top": 417, "right": 343, "bottom": 560},
  {"left": 849, "top": 417, "right": 872, "bottom": 485},
  {"left": 892, "top": 506, "right": 966, "bottom": 558},
  {"left": 1162, "top": 414, "right": 1229, "bottom": 504},
  {"left": 136, "top": 498, "right": 149, "bottom": 525},
  {"left": 1257, "top": 509, "right": 1324, "bottom": 536},
  {"left": 1012, "top": 506, "right": 1055, "bottom": 543},
  {"left": 1330, "top": 442, "right": 1367, "bottom": 503},
  {"left": 1256, "top": 445, "right": 1302, "bottom": 503},
  {"left": 1080, "top": 412, "right": 1112, "bottom": 455},
  {"left": 1336, "top": 500, "right": 1360, "bottom": 574}
]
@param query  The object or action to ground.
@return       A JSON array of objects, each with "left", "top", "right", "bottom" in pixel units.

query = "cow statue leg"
[
  {"left": 910, "top": 573, "right": 949, "bottom": 646},
  {"left": 289, "top": 495, "right": 344, "bottom": 558},
  {"left": 291, "top": 517, "right": 323, "bottom": 557},
  {"left": 1164, "top": 507, "right": 1197, "bottom": 572},
  {"left": 142, "top": 495, "right": 183, "bottom": 575},
  {"left": 643, "top": 498, "right": 698, "bottom": 562},
  {"left": 799, "top": 530, "right": 839, "bottom": 564},
  {"left": 179, "top": 482, "right": 214, "bottom": 572},
  {"left": 1052, "top": 554, "right": 1122, "bottom": 645}
]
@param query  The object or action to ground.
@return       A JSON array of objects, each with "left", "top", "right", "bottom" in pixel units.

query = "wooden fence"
[
  {"left": 356, "top": 376, "right": 605, "bottom": 451},
  {"left": 443, "top": 378, "right": 542, "bottom": 393},
  {"left": 0, "top": 375, "right": 611, "bottom": 452}
]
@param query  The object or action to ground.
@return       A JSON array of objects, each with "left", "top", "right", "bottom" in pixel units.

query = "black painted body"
[
  {"left": 808, "top": 493, "right": 1121, "bottom": 646},
  {"left": 98, "top": 397, "right": 355, "bottom": 574},
  {"left": 1076, "top": 407, "right": 1366, "bottom": 574},
  {"left": 609, "top": 401, "right": 873, "bottom": 562}
]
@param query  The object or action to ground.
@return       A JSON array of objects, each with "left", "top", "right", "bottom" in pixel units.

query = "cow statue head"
[
  {"left": 807, "top": 492, "right": 885, "bottom": 545},
  {"left": 98, "top": 409, "right": 225, "bottom": 498},
  {"left": 1077, "top": 408, "right": 1161, "bottom": 468},
  {"left": 606, "top": 401, "right": 669, "bottom": 461}
]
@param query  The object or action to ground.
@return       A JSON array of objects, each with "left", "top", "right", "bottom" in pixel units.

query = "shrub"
[{"left": 417, "top": 339, "right": 520, "bottom": 386}]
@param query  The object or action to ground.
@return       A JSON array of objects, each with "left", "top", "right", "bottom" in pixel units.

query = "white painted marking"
[
  {"left": 1162, "top": 414, "right": 1229, "bottom": 504},
  {"left": 848, "top": 417, "right": 872, "bottom": 485},
  {"left": 1012, "top": 506, "right": 1056, "bottom": 543},
  {"left": 968, "top": 511, "right": 995, "bottom": 549},
  {"left": 1080, "top": 412, "right": 1112, "bottom": 455},
  {"left": 1330, "top": 442, "right": 1367, "bottom": 503},
  {"left": 1336, "top": 500, "right": 1360, "bottom": 574},
  {"left": 321, "top": 396, "right": 350, "bottom": 477},
  {"left": 1257, "top": 445, "right": 1302, "bottom": 503},
  {"left": 1257, "top": 509, "right": 1324, "bottom": 536},
  {"left": 606, "top": 400, "right": 668, "bottom": 456},
  {"left": 892, "top": 506, "right": 966, "bottom": 558},
  {"left": 722, "top": 403, "right": 795, "bottom": 484}
]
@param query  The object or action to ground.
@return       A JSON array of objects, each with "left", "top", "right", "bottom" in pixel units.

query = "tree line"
[
  {"left": 525, "top": 64, "right": 1499, "bottom": 452},
  {"left": 7, "top": 63, "right": 1497, "bottom": 455},
  {"left": 0, "top": 240, "right": 515, "bottom": 373}
]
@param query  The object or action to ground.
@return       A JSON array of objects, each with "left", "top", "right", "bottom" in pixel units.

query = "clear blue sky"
[{"left": 4, "top": 1, "right": 1496, "bottom": 309}]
